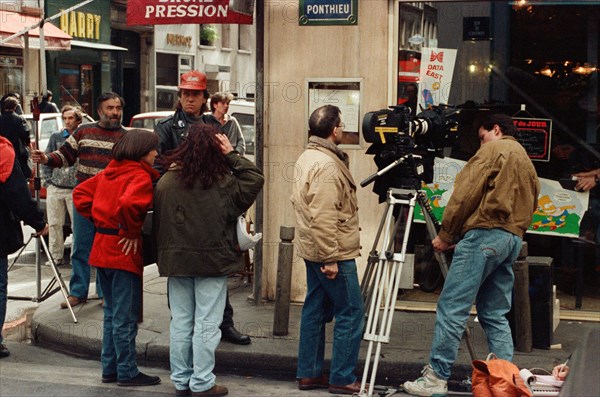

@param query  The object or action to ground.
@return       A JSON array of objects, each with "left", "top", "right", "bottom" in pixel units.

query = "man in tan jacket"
[
  {"left": 291, "top": 105, "right": 365, "bottom": 395},
  {"left": 404, "top": 113, "right": 540, "bottom": 396}
]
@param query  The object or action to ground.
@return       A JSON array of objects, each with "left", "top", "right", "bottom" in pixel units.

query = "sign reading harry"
[{"left": 126, "top": 0, "right": 255, "bottom": 26}]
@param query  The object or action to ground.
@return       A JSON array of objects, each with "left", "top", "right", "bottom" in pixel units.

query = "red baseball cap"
[{"left": 179, "top": 70, "right": 207, "bottom": 90}]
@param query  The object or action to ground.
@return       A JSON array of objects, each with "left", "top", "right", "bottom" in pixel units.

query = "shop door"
[
  {"left": 58, "top": 63, "right": 94, "bottom": 116},
  {"left": 80, "top": 64, "right": 94, "bottom": 116}
]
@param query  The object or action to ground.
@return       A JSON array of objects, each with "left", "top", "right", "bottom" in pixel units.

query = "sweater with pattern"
[{"left": 45, "top": 122, "right": 127, "bottom": 181}]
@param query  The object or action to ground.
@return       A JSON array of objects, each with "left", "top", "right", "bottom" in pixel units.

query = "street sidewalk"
[{"left": 29, "top": 264, "right": 594, "bottom": 387}]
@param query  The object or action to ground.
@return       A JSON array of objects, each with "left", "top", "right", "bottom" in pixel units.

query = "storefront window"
[
  {"left": 397, "top": 1, "right": 599, "bottom": 313},
  {"left": 156, "top": 53, "right": 179, "bottom": 86},
  {"left": 0, "top": 53, "right": 23, "bottom": 99},
  {"left": 58, "top": 64, "right": 94, "bottom": 115}
]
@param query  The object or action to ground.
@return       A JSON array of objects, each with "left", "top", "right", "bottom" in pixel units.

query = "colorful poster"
[
  {"left": 417, "top": 48, "right": 457, "bottom": 110},
  {"left": 415, "top": 157, "right": 589, "bottom": 237},
  {"left": 127, "top": 0, "right": 254, "bottom": 26}
]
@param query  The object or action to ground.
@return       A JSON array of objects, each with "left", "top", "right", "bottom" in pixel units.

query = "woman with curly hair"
[{"left": 153, "top": 124, "right": 264, "bottom": 397}]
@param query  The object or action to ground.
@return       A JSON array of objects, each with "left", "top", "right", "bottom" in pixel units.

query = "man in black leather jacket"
[
  {"left": 153, "top": 70, "right": 251, "bottom": 346},
  {"left": 0, "top": 96, "right": 32, "bottom": 178},
  {"left": 0, "top": 136, "right": 48, "bottom": 359}
]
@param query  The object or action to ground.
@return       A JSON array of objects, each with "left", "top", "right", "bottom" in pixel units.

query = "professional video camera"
[{"left": 362, "top": 105, "right": 459, "bottom": 201}]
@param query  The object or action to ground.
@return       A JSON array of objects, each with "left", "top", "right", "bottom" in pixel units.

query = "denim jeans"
[
  {"left": 97, "top": 267, "right": 141, "bottom": 380},
  {"left": 430, "top": 228, "right": 522, "bottom": 380},
  {"left": 0, "top": 255, "right": 7, "bottom": 344},
  {"left": 168, "top": 276, "right": 227, "bottom": 393},
  {"left": 297, "top": 259, "right": 365, "bottom": 386},
  {"left": 69, "top": 204, "right": 102, "bottom": 299}
]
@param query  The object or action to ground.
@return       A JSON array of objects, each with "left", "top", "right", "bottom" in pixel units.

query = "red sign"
[
  {"left": 126, "top": 0, "right": 254, "bottom": 26},
  {"left": 513, "top": 117, "right": 553, "bottom": 162}
]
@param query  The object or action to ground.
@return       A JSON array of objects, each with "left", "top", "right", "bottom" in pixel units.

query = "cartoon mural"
[{"left": 415, "top": 157, "right": 589, "bottom": 237}]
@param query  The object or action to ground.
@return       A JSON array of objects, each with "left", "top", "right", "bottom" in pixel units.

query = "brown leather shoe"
[
  {"left": 298, "top": 374, "right": 329, "bottom": 390},
  {"left": 191, "top": 385, "right": 228, "bottom": 396},
  {"left": 60, "top": 295, "right": 85, "bottom": 309},
  {"left": 328, "top": 380, "right": 366, "bottom": 395}
]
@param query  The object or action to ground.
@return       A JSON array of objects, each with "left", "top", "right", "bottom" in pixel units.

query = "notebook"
[{"left": 519, "top": 369, "right": 563, "bottom": 397}]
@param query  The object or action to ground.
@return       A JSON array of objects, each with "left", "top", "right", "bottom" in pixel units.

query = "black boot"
[{"left": 221, "top": 326, "right": 251, "bottom": 345}]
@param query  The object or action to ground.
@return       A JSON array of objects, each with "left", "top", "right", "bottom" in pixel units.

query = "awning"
[
  {"left": 0, "top": 10, "right": 71, "bottom": 51},
  {"left": 71, "top": 40, "right": 128, "bottom": 52}
]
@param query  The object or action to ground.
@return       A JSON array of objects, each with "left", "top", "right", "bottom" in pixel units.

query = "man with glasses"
[{"left": 291, "top": 105, "right": 364, "bottom": 395}]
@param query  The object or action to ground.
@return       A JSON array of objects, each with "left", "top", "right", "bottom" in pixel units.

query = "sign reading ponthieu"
[
  {"left": 299, "top": 0, "right": 358, "bottom": 25},
  {"left": 417, "top": 48, "right": 457, "bottom": 110},
  {"left": 513, "top": 117, "right": 552, "bottom": 162},
  {"left": 126, "top": 0, "right": 255, "bottom": 26}
]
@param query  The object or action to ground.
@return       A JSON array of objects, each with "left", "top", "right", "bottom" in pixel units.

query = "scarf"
[{"left": 307, "top": 136, "right": 350, "bottom": 168}]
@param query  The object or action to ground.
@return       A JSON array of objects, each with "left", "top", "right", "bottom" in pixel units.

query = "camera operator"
[
  {"left": 403, "top": 114, "right": 540, "bottom": 396},
  {"left": 1, "top": 136, "right": 49, "bottom": 359}
]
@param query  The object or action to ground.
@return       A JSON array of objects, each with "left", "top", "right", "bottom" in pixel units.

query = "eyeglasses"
[{"left": 338, "top": 122, "right": 345, "bottom": 129}]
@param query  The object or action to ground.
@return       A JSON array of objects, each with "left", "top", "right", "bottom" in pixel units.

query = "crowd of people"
[
  {"left": 0, "top": 75, "right": 262, "bottom": 396},
  {"left": 0, "top": 75, "right": 590, "bottom": 397}
]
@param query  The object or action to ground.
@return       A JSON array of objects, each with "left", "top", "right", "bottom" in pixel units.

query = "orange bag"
[{"left": 471, "top": 353, "right": 532, "bottom": 397}]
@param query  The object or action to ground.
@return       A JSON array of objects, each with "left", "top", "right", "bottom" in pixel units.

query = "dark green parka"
[{"left": 153, "top": 152, "right": 264, "bottom": 276}]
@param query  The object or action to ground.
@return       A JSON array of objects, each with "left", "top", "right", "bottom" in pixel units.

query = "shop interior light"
[
  {"left": 469, "top": 64, "right": 477, "bottom": 73},
  {"left": 539, "top": 66, "right": 554, "bottom": 77}
]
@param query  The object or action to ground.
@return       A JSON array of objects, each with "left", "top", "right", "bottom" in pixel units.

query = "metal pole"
[
  {"left": 32, "top": 0, "right": 48, "bottom": 301},
  {"left": 273, "top": 226, "right": 294, "bottom": 336},
  {"left": 253, "top": 0, "right": 264, "bottom": 305}
]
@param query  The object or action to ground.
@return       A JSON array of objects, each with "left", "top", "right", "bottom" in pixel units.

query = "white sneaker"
[{"left": 403, "top": 364, "right": 448, "bottom": 396}]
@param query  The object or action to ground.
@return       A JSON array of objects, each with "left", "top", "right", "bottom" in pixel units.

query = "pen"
[{"left": 559, "top": 353, "right": 571, "bottom": 377}]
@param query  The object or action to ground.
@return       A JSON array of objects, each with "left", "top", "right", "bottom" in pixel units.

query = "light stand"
[{"left": 357, "top": 155, "right": 475, "bottom": 397}]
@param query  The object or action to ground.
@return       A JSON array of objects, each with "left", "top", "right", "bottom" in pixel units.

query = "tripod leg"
[
  {"left": 361, "top": 201, "right": 393, "bottom": 301},
  {"left": 360, "top": 194, "right": 418, "bottom": 397},
  {"left": 7, "top": 234, "right": 35, "bottom": 272},
  {"left": 39, "top": 235, "right": 78, "bottom": 323}
]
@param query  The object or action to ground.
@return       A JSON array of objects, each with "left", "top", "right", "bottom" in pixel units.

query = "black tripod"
[
  {"left": 7, "top": 97, "right": 77, "bottom": 323},
  {"left": 357, "top": 155, "right": 475, "bottom": 397}
]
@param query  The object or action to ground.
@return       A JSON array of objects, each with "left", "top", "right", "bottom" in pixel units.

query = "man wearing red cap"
[{"left": 154, "top": 70, "right": 252, "bottom": 347}]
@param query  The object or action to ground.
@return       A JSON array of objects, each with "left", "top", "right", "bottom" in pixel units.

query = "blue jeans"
[
  {"left": 297, "top": 259, "right": 365, "bottom": 386},
  {"left": 168, "top": 276, "right": 227, "bottom": 393},
  {"left": 430, "top": 228, "right": 521, "bottom": 380},
  {"left": 69, "top": 204, "right": 102, "bottom": 299},
  {"left": 97, "top": 268, "right": 141, "bottom": 380},
  {"left": 0, "top": 255, "right": 7, "bottom": 344}
]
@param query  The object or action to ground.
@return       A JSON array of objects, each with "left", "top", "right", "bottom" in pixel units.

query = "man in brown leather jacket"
[{"left": 404, "top": 113, "right": 540, "bottom": 396}]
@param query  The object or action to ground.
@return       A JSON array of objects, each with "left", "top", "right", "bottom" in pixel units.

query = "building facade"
[{"left": 261, "top": 0, "right": 599, "bottom": 316}]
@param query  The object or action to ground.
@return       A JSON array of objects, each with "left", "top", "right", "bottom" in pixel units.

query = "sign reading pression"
[
  {"left": 299, "top": 0, "right": 358, "bottom": 25},
  {"left": 513, "top": 117, "right": 552, "bottom": 162},
  {"left": 126, "top": 0, "right": 255, "bottom": 26}
]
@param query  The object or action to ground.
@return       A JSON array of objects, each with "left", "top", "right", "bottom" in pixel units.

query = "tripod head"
[{"left": 360, "top": 153, "right": 423, "bottom": 189}]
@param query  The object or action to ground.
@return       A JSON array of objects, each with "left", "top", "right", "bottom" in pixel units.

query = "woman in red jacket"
[{"left": 73, "top": 129, "right": 161, "bottom": 387}]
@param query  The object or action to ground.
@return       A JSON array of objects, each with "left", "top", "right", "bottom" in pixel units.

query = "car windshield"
[
  {"left": 232, "top": 112, "right": 254, "bottom": 155},
  {"left": 131, "top": 117, "right": 164, "bottom": 129}
]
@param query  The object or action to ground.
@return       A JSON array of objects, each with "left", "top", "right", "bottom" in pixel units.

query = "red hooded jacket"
[{"left": 73, "top": 159, "right": 159, "bottom": 276}]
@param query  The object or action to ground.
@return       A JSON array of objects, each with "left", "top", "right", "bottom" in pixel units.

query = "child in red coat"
[{"left": 73, "top": 129, "right": 161, "bottom": 387}]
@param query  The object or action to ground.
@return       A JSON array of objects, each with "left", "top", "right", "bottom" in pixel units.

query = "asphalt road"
[{"left": 0, "top": 343, "right": 325, "bottom": 397}]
